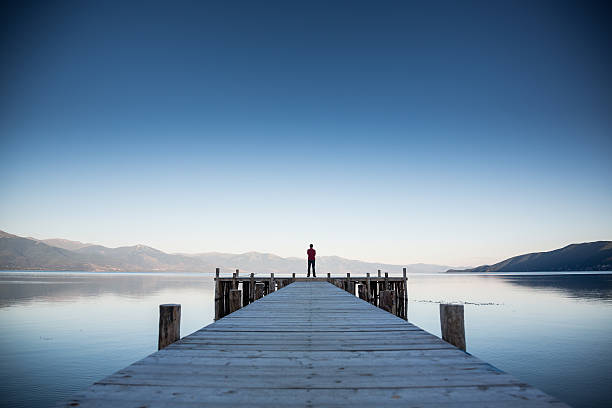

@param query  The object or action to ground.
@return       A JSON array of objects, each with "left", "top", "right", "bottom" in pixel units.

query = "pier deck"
[{"left": 62, "top": 281, "right": 568, "bottom": 407}]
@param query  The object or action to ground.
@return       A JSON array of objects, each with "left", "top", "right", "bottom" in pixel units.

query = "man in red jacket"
[{"left": 307, "top": 244, "right": 316, "bottom": 277}]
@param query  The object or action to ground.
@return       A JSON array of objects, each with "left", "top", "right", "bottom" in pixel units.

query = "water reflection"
[
  {"left": 499, "top": 273, "right": 612, "bottom": 302},
  {"left": 0, "top": 272, "right": 215, "bottom": 308}
]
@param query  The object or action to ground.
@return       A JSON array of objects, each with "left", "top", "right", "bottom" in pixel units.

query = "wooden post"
[
  {"left": 440, "top": 304, "right": 466, "bottom": 351},
  {"left": 229, "top": 289, "right": 242, "bottom": 313},
  {"left": 249, "top": 273, "right": 255, "bottom": 303},
  {"left": 232, "top": 271, "right": 237, "bottom": 290},
  {"left": 292, "top": 272, "right": 296, "bottom": 281},
  {"left": 379, "top": 291, "right": 397, "bottom": 315},
  {"left": 214, "top": 268, "right": 221, "bottom": 321},
  {"left": 384, "top": 272, "right": 389, "bottom": 290},
  {"left": 269, "top": 273, "right": 275, "bottom": 292},
  {"left": 345, "top": 273, "right": 350, "bottom": 293},
  {"left": 366, "top": 273, "right": 371, "bottom": 303},
  {"left": 255, "top": 283, "right": 265, "bottom": 300},
  {"left": 403, "top": 267, "right": 408, "bottom": 321},
  {"left": 235, "top": 269, "right": 239, "bottom": 288},
  {"left": 377, "top": 269, "right": 381, "bottom": 277},
  {"left": 327, "top": 272, "right": 331, "bottom": 282},
  {"left": 158, "top": 304, "right": 181, "bottom": 350}
]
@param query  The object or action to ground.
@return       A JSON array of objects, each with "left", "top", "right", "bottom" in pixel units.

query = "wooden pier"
[
  {"left": 214, "top": 268, "right": 408, "bottom": 321},
  {"left": 61, "top": 279, "right": 569, "bottom": 407}
]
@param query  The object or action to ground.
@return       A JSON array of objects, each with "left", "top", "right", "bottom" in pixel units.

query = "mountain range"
[
  {"left": 0, "top": 230, "right": 452, "bottom": 274},
  {"left": 447, "top": 241, "right": 612, "bottom": 272}
]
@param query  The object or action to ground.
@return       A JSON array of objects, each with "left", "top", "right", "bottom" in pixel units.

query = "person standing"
[{"left": 307, "top": 244, "right": 316, "bottom": 277}]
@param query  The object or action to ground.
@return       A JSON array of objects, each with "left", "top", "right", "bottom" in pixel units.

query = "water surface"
[{"left": 0, "top": 271, "right": 610, "bottom": 407}]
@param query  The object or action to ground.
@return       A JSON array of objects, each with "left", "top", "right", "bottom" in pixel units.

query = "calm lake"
[{"left": 0, "top": 271, "right": 611, "bottom": 408}]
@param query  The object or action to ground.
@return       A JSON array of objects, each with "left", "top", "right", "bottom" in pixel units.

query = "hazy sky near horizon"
[{"left": 1, "top": 1, "right": 611, "bottom": 266}]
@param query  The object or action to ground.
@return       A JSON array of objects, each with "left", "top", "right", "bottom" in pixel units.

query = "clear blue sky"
[{"left": 1, "top": 1, "right": 611, "bottom": 266}]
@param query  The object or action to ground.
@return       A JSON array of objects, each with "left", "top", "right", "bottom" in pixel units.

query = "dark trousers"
[{"left": 308, "top": 259, "right": 316, "bottom": 277}]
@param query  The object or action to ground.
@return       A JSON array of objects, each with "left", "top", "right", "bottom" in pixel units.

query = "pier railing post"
[
  {"left": 384, "top": 272, "right": 389, "bottom": 290},
  {"left": 270, "top": 273, "right": 275, "bottom": 292},
  {"left": 158, "top": 304, "right": 181, "bottom": 350},
  {"left": 366, "top": 273, "right": 371, "bottom": 303},
  {"left": 229, "top": 289, "right": 242, "bottom": 313},
  {"left": 214, "top": 268, "right": 221, "bottom": 321},
  {"left": 249, "top": 273, "right": 255, "bottom": 303},
  {"left": 440, "top": 304, "right": 466, "bottom": 351}
]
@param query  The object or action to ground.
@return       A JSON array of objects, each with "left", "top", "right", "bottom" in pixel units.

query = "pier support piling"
[
  {"left": 214, "top": 268, "right": 221, "bottom": 321},
  {"left": 229, "top": 289, "right": 242, "bottom": 313},
  {"left": 255, "top": 283, "right": 265, "bottom": 300},
  {"left": 269, "top": 273, "right": 275, "bottom": 293},
  {"left": 379, "top": 290, "right": 397, "bottom": 315}
]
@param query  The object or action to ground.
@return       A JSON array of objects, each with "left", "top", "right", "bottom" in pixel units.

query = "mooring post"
[
  {"left": 366, "top": 272, "right": 371, "bottom": 303},
  {"left": 384, "top": 272, "right": 389, "bottom": 290},
  {"left": 440, "top": 304, "right": 466, "bottom": 351},
  {"left": 158, "top": 304, "right": 181, "bottom": 350},
  {"left": 229, "top": 289, "right": 242, "bottom": 313},
  {"left": 249, "top": 273, "right": 255, "bottom": 303},
  {"left": 327, "top": 272, "right": 331, "bottom": 282},
  {"left": 214, "top": 268, "right": 221, "bottom": 321},
  {"left": 377, "top": 269, "right": 381, "bottom": 277},
  {"left": 292, "top": 272, "right": 296, "bottom": 281}
]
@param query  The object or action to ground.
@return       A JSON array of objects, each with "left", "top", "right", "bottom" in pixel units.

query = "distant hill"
[
  {"left": 447, "top": 241, "right": 612, "bottom": 272},
  {"left": 0, "top": 230, "right": 451, "bottom": 274},
  {"left": 35, "top": 238, "right": 94, "bottom": 251},
  {"left": 0, "top": 230, "right": 93, "bottom": 271}
]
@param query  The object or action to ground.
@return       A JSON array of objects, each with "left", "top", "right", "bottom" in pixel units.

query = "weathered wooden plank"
[{"left": 62, "top": 385, "right": 563, "bottom": 407}]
